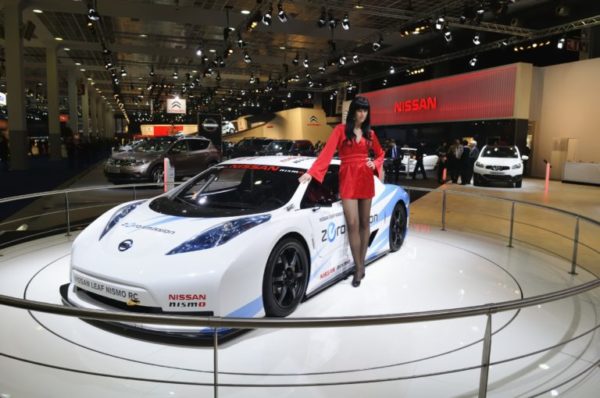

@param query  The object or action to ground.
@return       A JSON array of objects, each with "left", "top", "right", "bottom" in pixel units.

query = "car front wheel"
[
  {"left": 150, "top": 165, "right": 163, "bottom": 184},
  {"left": 263, "top": 238, "right": 309, "bottom": 317},
  {"left": 389, "top": 202, "right": 407, "bottom": 252}
]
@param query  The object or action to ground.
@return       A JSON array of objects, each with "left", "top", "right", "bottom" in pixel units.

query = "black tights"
[{"left": 342, "top": 198, "right": 372, "bottom": 280}]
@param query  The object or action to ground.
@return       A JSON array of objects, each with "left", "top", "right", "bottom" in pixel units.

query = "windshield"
[
  {"left": 482, "top": 146, "right": 518, "bottom": 158},
  {"left": 134, "top": 138, "right": 176, "bottom": 153},
  {"left": 266, "top": 141, "right": 293, "bottom": 152},
  {"left": 149, "top": 164, "right": 303, "bottom": 217}
]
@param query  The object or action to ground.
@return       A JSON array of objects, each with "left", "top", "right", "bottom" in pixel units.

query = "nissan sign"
[{"left": 202, "top": 118, "right": 219, "bottom": 132}]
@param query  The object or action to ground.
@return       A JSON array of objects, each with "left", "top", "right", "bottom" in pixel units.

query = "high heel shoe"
[{"left": 351, "top": 270, "right": 365, "bottom": 288}]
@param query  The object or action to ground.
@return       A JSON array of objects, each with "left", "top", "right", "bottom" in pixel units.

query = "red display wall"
[{"left": 363, "top": 64, "right": 517, "bottom": 126}]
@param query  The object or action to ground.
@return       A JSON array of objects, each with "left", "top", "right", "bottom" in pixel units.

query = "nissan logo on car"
[
  {"left": 118, "top": 239, "right": 133, "bottom": 252},
  {"left": 202, "top": 118, "right": 219, "bottom": 133}
]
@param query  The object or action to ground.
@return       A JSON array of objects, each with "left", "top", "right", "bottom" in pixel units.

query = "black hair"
[{"left": 344, "top": 96, "right": 372, "bottom": 144}]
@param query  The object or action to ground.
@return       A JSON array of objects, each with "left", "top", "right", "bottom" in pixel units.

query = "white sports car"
[{"left": 61, "top": 156, "right": 409, "bottom": 340}]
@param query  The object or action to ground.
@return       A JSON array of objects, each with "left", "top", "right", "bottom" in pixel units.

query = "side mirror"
[{"left": 521, "top": 155, "right": 529, "bottom": 161}]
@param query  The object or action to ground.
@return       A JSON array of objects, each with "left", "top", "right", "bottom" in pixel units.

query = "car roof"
[{"left": 221, "top": 155, "right": 340, "bottom": 170}]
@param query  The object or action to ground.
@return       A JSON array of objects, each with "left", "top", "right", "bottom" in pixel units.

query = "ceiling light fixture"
[
  {"left": 328, "top": 10, "right": 337, "bottom": 30},
  {"left": 195, "top": 45, "right": 203, "bottom": 57},
  {"left": 557, "top": 37, "right": 566, "bottom": 49},
  {"left": 241, "top": 9, "right": 251, "bottom": 15},
  {"left": 389, "top": 65, "right": 396, "bottom": 74},
  {"left": 352, "top": 54, "right": 359, "bottom": 63},
  {"left": 277, "top": 1, "right": 288, "bottom": 23},
  {"left": 303, "top": 55, "right": 309, "bottom": 68},
  {"left": 372, "top": 35, "right": 383, "bottom": 51},
  {"left": 262, "top": 3, "right": 273, "bottom": 26},
  {"left": 149, "top": 65, "right": 155, "bottom": 77},
  {"left": 473, "top": 34, "right": 481, "bottom": 45},
  {"left": 469, "top": 56, "right": 478, "bottom": 67},
  {"left": 120, "top": 66, "right": 127, "bottom": 77},
  {"left": 318, "top": 7, "right": 327, "bottom": 27},
  {"left": 87, "top": 7, "right": 100, "bottom": 22},
  {"left": 244, "top": 51, "right": 252, "bottom": 63},
  {"left": 342, "top": 13, "right": 350, "bottom": 30},
  {"left": 292, "top": 52, "right": 299, "bottom": 66},
  {"left": 444, "top": 30, "right": 452, "bottom": 43}
]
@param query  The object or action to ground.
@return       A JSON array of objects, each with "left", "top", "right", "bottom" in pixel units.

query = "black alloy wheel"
[
  {"left": 263, "top": 238, "right": 309, "bottom": 317},
  {"left": 389, "top": 202, "right": 407, "bottom": 252}
]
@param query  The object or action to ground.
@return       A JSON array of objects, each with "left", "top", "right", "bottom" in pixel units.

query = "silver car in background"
[{"left": 104, "top": 136, "right": 221, "bottom": 183}]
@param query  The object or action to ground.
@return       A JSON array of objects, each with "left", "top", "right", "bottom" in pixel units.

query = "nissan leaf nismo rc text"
[{"left": 61, "top": 156, "right": 409, "bottom": 340}]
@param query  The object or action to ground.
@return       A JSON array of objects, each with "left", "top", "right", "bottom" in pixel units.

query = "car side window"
[
  {"left": 301, "top": 165, "right": 340, "bottom": 208},
  {"left": 170, "top": 140, "right": 188, "bottom": 154},
  {"left": 188, "top": 140, "right": 209, "bottom": 151}
]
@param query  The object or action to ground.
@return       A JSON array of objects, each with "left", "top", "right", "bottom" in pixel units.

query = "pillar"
[
  {"left": 67, "top": 66, "right": 79, "bottom": 136},
  {"left": 4, "top": 0, "right": 28, "bottom": 170},
  {"left": 46, "top": 44, "right": 61, "bottom": 160},
  {"left": 90, "top": 90, "right": 98, "bottom": 137},
  {"left": 81, "top": 84, "right": 90, "bottom": 137}
]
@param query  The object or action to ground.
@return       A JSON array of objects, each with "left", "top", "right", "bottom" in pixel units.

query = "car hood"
[
  {"left": 111, "top": 151, "right": 161, "bottom": 162},
  {"left": 95, "top": 203, "right": 234, "bottom": 257},
  {"left": 478, "top": 157, "right": 521, "bottom": 166}
]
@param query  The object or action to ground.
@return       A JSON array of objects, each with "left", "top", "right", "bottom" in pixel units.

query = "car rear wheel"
[
  {"left": 150, "top": 165, "right": 163, "bottom": 184},
  {"left": 263, "top": 238, "right": 309, "bottom": 317},
  {"left": 389, "top": 202, "right": 407, "bottom": 252}
]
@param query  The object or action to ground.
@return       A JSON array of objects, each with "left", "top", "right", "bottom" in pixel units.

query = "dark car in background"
[
  {"left": 104, "top": 136, "right": 221, "bottom": 183},
  {"left": 261, "top": 139, "right": 315, "bottom": 156},
  {"left": 230, "top": 137, "right": 273, "bottom": 158}
]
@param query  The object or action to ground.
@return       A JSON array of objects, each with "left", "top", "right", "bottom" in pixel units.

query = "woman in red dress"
[{"left": 299, "top": 96, "right": 384, "bottom": 287}]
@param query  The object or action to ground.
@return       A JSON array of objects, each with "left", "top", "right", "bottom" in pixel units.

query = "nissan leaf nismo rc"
[{"left": 61, "top": 156, "right": 409, "bottom": 340}]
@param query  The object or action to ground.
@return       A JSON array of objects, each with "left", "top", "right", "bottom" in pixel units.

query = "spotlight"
[
  {"left": 382, "top": 78, "right": 387, "bottom": 86},
  {"left": 435, "top": 17, "right": 445, "bottom": 31},
  {"left": 303, "top": 55, "right": 309, "bottom": 68},
  {"left": 149, "top": 66, "right": 155, "bottom": 77},
  {"left": 237, "top": 33, "right": 246, "bottom": 48},
  {"left": 195, "top": 46, "right": 203, "bottom": 57},
  {"left": 277, "top": 1, "right": 288, "bottom": 23},
  {"left": 469, "top": 56, "right": 478, "bottom": 67},
  {"left": 262, "top": 4, "right": 272, "bottom": 26},
  {"left": 389, "top": 65, "right": 396, "bottom": 74},
  {"left": 473, "top": 34, "right": 481, "bottom": 45},
  {"left": 87, "top": 8, "right": 100, "bottom": 22},
  {"left": 338, "top": 55, "right": 347, "bottom": 66},
  {"left": 244, "top": 51, "right": 252, "bottom": 63},
  {"left": 476, "top": 4, "right": 485, "bottom": 15},
  {"left": 120, "top": 66, "right": 127, "bottom": 77},
  {"left": 328, "top": 10, "right": 337, "bottom": 29},
  {"left": 557, "top": 37, "right": 565, "bottom": 49},
  {"left": 173, "top": 70, "right": 179, "bottom": 79},
  {"left": 352, "top": 54, "right": 359, "bottom": 63},
  {"left": 342, "top": 13, "right": 350, "bottom": 30},
  {"left": 372, "top": 36, "right": 383, "bottom": 51},
  {"left": 318, "top": 7, "right": 327, "bottom": 27},
  {"left": 444, "top": 30, "right": 452, "bottom": 43},
  {"left": 216, "top": 71, "right": 221, "bottom": 81},
  {"left": 292, "top": 52, "right": 299, "bottom": 66},
  {"left": 318, "top": 64, "right": 326, "bottom": 73}
]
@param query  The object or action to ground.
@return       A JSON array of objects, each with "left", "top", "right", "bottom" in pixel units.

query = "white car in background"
[
  {"left": 473, "top": 145, "right": 528, "bottom": 188},
  {"left": 62, "top": 156, "right": 410, "bottom": 341}
]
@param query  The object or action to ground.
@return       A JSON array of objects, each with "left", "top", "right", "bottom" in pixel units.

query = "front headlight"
[
  {"left": 475, "top": 161, "right": 484, "bottom": 168},
  {"left": 99, "top": 201, "right": 145, "bottom": 240},
  {"left": 512, "top": 163, "right": 522, "bottom": 169},
  {"left": 167, "top": 215, "right": 271, "bottom": 255},
  {"left": 132, "top": 159, "right": 149, "bottom": 166}
]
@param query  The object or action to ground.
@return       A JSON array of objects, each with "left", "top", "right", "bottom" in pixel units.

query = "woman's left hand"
[{"left": 366, "top": 158, "right": 375, "bottom": 170}]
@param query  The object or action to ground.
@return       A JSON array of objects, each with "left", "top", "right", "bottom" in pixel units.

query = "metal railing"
[{"left": 0, "top": 183, "right": 599, "bottom": 397}]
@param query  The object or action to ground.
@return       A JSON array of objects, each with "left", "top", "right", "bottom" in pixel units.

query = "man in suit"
[
  {"left": 385, "top": 140, "right": 401, "bottom": 181},
  {"left": 412, "top": 141, "right": 428, "bottom": 180}
]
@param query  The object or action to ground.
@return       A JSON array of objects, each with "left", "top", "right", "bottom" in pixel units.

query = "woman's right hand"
[{"left": 298, "top": 173, "right": 312, "bottom": 184}]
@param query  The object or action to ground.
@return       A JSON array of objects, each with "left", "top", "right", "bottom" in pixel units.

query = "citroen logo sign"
[{"left": 118, "top": 239, "right": 133, "bottom": 252}]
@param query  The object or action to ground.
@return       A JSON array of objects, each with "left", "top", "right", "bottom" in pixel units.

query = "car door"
[
  {"left": 187, "top": 139, "right": 211, "bottom": 175},
  {"left": 167, "top": 139, "right": 190, "bottom": 177},
  {"left": 301, "top": 166, "right": 350, "bottom": 289}
]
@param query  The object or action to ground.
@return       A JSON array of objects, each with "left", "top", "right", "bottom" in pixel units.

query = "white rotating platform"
[{"left": 0, "top": 229, "right": 598, "bottom": 398}]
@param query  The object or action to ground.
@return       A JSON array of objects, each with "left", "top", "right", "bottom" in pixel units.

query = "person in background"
[
  {"left": 298, "top": 96, "right": 384, "bottom": 288},
  {"left": 385, "top": 140, "right": 401, "bottom": 181},
  {"left": 435, "top": 141, "right": 448, "bottom": 183},
  {"left": 447, "top": 139, "right": 463, "bottom": 183},
  {"left": 459, "top": 139, "right": 471, "bottom": 185},
  {"left": 0, "top": 129, "right": 9, "bottom": 171},
  {"left": 464, "top": 140, "right": 479, "bottom": 184},
  {"left": 412, "top": 141, "right": 427, "bottom": 180}
]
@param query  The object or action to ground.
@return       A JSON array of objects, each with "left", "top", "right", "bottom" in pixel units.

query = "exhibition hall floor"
[{"left": 0, "top": 226, "right": 598, "bottom": 397}]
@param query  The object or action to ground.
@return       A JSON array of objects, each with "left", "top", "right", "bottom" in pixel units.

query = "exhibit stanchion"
[
  {"left": 570, "top": 217, "right": 580, "bottom": 275},
  {"left": 64, "top": 192, "right": 71, "bottom": 237},
  {"left": 544, "top": 159, "right": 551, "bottom": 194},
  {"left": 508, "top": 201, "right": 516, "bottom": 248},
  {"left": 478, "top": 313, "right": 493, "bottom": 398},
  {"left": 213, "top": 328, "right": 219, "bottom": 398},
  {"left": 441, "top": 190, "right": 447, "bottom": 231}
]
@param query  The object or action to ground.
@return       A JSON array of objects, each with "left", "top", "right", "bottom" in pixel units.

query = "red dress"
[{"left": 307, "top": 124, "right": 385, "bottom": 199}]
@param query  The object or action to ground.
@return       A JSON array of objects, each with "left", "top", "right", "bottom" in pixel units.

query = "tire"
[
  {"left": 515, "top": 180, "right": 522, "bottom": 188},
  {"left": 389, "top": 202, "right": 407, "bottom": 252},
  {"left": 263, "top": 238, "right": 309, "bottom": 317},
  {"left": 150, "top": 165, "right": 163, "bottom": 184}
]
